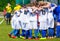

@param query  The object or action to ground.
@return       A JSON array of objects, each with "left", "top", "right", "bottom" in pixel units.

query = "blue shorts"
[
  {"left": 6, "top": 13, "right": 11, "bottom": 18},
  {"left": 57, "top": 19, "right": 60, "bottom": 22}
]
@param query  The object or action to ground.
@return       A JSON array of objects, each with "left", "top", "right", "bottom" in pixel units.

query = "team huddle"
[{"left": 8, "top": 1, "right": 60, "bottom": 39}]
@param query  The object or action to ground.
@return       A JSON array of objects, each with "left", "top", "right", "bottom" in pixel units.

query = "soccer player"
[
  {"left": 53, "top": 5, "right": 60, "bottom": 38},
  {"left": 47, "top": 3, "right": 56, "bottom": 38},
  {"left": 28, "top": 6, "right": 39, "bottom": 39},
  {"left": 5, "top": 3, "right": 12, "bottom": 24},
  {"left": 39, "top": 2, "right": 50, "bottom": 39},
  {"left": 39, "top": 8, "right": 48, "bottom": 39},
  {"left": 8, "top": 11, "right": 21, "bottom": 38},
  {"left": 21, "top": 7, "right": 30, "bottom": 39}
]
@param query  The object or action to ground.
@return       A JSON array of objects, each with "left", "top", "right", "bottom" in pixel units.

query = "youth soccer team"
[{"left": 7, "top": 1, "right": 60, "bottom": 39}]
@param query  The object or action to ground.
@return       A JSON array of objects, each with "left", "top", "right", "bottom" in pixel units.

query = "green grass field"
[{"left": 0, "top": 18, "right": 60, "bottom": 41}]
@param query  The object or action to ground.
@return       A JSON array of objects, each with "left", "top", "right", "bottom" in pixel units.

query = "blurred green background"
[{"left": 0, "top": 0, "right": 60, "bottom": 11}]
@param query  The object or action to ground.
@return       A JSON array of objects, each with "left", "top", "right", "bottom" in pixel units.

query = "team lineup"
[{"left": 5, "top": 1, "right": 60, "bottom": 40}]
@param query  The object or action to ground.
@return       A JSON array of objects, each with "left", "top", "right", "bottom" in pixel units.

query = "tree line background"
[
  {"left": 0, "top": 0, "right": 15, "bottom": 11},
  {"left": 0, "top": 0, "right": 33, "bottom": 11},
  {"left": 0, "top": 0, "right": 59, "bottom": 11}
]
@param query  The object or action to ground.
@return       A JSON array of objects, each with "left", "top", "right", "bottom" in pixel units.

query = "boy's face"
[{"left": 8, "top": 3, "right": 11, "bottom": 6}]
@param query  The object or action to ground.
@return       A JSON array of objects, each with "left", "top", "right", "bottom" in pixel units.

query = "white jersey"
[
  {"left": 27, "top": 7, "right": 32, "bottom": 13},
  {"left": 47, "top": 8, "right": 54, "bottom": 28},
  {"left": 29, "top": 13, "right": 37, "bottom": 22},
  {"left": 20, "top": 8, "right": 25, "bottom": 14},
  {"left": 27, "top": 7, "right": 37, "bottom": 22},
  {"left": 22, "top": 13, "right": 30, "bottom": 23},
  {"left": 28, "top": 12, "right": 37, "bottom": 29},
  {"left": 19, "top": 8, "right": 26, "bottom": 22},
  {"left": 20, "top": 8, "right": 30, "bottom": 23},
  {"left": 11, "top": 15, "right": 21, "bottom": 29},
  {"left": 39, "top": 10, "right": 48, "bottom": 30},
  {"left": 21, "top": 9, "right": 30, "bottom": 30}
]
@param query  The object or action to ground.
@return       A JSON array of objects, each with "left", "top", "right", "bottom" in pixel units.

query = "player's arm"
[{"left": 41, "top": 2, "right": 50, "bottom": 8}]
